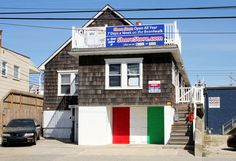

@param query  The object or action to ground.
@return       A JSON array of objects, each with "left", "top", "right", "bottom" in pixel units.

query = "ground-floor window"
[{"left": 105, "top": 58, "right": 143, "bottom": 90}]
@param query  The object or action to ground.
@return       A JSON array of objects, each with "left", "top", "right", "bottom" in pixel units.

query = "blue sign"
[{"left": 106, "top": 24, "right": 164, "bottom": 48}]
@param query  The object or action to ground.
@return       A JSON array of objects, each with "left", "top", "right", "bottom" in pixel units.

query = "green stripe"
[{"left": 147, "top": 106, "right": 164, "bottom": 144}]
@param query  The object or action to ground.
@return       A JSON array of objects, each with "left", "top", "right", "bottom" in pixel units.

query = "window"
[
  {"left": 13, "top": 65, "right": 20, "bottom": 80},
  {"left": 1, "top": 61, "right": 7, "bottom": 77},
  {"left": 105, "top": 58, "right": 143, "bottom": 90},
  {"left": 58, "top": 70, "right": 78, "bottom": 96},
  {"left": 74, "top": 74, "right": 79, "bottom": 94}
]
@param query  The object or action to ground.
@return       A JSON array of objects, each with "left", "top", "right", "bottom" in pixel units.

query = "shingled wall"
[{"left": 78, "top": 53, "right": 175, "bottom": 106}]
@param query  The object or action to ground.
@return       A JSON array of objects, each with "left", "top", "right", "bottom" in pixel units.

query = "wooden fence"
[{"left": 0, "top": 90, "right": 43, "bottom": 134}]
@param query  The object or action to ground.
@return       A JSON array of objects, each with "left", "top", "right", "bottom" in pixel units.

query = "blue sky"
[{"left": 1, "top": 0, "right": 236, "bottom": 86}]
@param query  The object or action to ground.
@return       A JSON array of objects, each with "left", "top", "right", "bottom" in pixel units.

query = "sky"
[{"left": 1, "top": 0, "right": 236, "bottom": 86}]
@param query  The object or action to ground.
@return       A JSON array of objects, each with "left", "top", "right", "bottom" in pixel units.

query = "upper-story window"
[
  {"left": 1, "top": 61, "right": 7, "bottom": 77},
  {"left": 13, "top": 65, "right": 20, "bottom": 80},
  {"left": 105, "top": 58, "right": 143, "bottom": 90},
  {"left": 57, "top": 70, "right": 78, "bottom": 96}
]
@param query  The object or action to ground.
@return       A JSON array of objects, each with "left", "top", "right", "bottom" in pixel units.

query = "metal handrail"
[{"left": 222, "top": 116, "right": 236, "bottom": 134}]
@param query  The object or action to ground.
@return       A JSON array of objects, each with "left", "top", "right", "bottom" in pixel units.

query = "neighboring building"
[
  {"left": 39, "top": 5, "right": 192, "bottom": 145},
  {"left": 205, "top": 87, "right": 236, "bottom": 134},
  {"left": 0, "top": 30, "right": 39, "bottom": 100}
]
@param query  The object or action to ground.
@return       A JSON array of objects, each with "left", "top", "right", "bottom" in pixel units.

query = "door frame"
[{"left": 69, "top": 105, "right": 79, "bottom": 144}]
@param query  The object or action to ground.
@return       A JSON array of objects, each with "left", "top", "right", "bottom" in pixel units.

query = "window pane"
[
  {"left": 2, "top": 62, "right": 7, "bottom": 76},
  {"left": 61, "top": 85, "right": 70, "bottom": 94},
  {"left": 128, "top": 75, "right": 139, "bottom": 86},
  {"left": 61, "top": 74, "right": 70, "bottom": 84},
  {"left": 75, "top": 84, "right": 79, "bottom": 94},
  {"left": 127, "top": 63, "right": 139, "bottom": 74},
  {"left": 109, "top": 76, "right": 121, "bottom": 87},
  {"left": 14, "top": 65, "right": 19, "bottom": 79},
  {"left": 109, "top": 64, "right": 121, "bottom": 75},
  {"left": 75, "top": 74, "right": 79, "bottom": 84}
]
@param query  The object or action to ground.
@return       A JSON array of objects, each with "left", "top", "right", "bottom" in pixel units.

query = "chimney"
[{"left": 0, "top": 30, "right": 2, "bottom": 48}]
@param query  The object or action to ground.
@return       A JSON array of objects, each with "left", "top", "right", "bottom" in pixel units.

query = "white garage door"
[
  {"left": 78, "top": 106, "right": 112, "bottom": 145},
  {"left": 130, "top": 107, "right": 147, "bottom": 144}
]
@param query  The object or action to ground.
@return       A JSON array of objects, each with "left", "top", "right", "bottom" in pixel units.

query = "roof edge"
[
  {"left": 39, "top": 4, "right": 133, "bottom": 71},
  {"left": 38, "top": 37, "right": 71, "bottom": 70},
  {"left": 1, "top": 47, "right": 30, "bottom": 59}
]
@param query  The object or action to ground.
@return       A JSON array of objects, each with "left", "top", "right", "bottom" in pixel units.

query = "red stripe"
[{"left": 112, "top": 107, "right": 130, "bottom": 144}]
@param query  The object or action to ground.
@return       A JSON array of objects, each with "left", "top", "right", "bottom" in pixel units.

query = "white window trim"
[
  {"left": 105, "top": 58, "right": 143, "bottom": 90},
  {"left": 13, "top": 65, "right": 20, "bottom": 81},
  {"left": 1, "top": 61, "right": 8, "bottom": 78},
  {"left": 57, "top": 70, "right": 78, "bottom": 96}
]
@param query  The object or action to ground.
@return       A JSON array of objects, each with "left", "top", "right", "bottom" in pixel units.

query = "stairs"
[{"left": 168, "top": 104, "right": 193, "bottom": 147}]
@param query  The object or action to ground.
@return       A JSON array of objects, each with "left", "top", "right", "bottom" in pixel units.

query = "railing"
[
  {"left": 222, "top": 116, "right": 236, "bottom": 134},
  {"left": 176, "top": 86, "right": 204, "bottom": 141},
  {"left": 178, "top": 87, "right": 192, "bottom": 103},
  {"left": 72, "top": 22, "right": 181, "bottom": 51},
  {"left": 177, "top": 86, "right": 204, "bottom": 104}
]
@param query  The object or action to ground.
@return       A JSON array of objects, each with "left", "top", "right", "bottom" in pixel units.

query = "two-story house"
[
  {"left": 0, "top": 30, "right": 39, "bottom": 100},
  {"left": 39, "top": 5, "right": 191, "bottom": 145}
]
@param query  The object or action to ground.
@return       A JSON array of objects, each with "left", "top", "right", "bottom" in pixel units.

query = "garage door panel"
[
  {"left": 112, "top": 107, "right": 130, "bottom": 144},
  {"left": 130, "top": 107, "right": 147, "bottom": 144},
  {"left": 79, "top": 106, "right": 111, "bottom": 145}
]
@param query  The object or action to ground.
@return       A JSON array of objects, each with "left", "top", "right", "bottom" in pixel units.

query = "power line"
[
  {"left": 2, "top": 22, "right": 236, "bottom": 35},
  {"left": 0, "top": 22, "right": 72, "bottom": 30},
  {"left": 1, "top": 16, "right": 236, "bottom": 20},
  {"left": 1, "top": 5, "right": 236, "bottom": 12}
]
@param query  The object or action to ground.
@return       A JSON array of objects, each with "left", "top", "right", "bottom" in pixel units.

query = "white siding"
[
  {"left": 130, "top": 107, "right": 147, "bottom": 144},
  {"left": 43, "top": 110, "right": 72, "bottom": 139},
  {"left": 0, "top": 47, "right": 38, "bottom": 100},
  {"left": 164, "top": 106, "right": 175, "bottom": 144},
  {"left": 78, "top": 106, "right": 112, "bottom": 145}
]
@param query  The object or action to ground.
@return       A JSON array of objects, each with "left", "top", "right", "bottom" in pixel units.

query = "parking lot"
[{"left": 0, "top": 138, "right": 235, "bottom": 161}]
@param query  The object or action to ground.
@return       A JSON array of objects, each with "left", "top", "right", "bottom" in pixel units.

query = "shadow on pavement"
[
  {"left": 221, "top": 148, "right": 236, "bottom": 152},
  {"left": 1, "top": 143, "right": 33, "bottom": 147},
  {"left": 43, "top": 138, "right": 75, "bottom": 145}
]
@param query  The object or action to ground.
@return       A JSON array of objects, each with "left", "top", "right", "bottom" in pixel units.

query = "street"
[{"left": 0, "top": 138, "right": 235, "bottom": 161}]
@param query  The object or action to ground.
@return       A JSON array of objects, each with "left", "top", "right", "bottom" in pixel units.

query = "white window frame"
[
  {"left": 13, "top": 65, "right": 20, "bottom": 80},
  {"left": 57, "top": 70, "right": 78, "bottom": 96},
  {"left": 1, "top": 61, "right": 7, "bottom": 77},
  {"left": 105, "top": 58, "right": 143, "bottom": 90}
]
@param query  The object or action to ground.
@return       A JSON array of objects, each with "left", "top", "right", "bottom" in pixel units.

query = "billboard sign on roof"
[{"left": 106, "top": 24, "right": 164, "bottom": 48}]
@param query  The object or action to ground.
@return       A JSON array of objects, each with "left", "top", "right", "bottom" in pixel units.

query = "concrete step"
[
  {"left": 163, "top": 144, "right": 194, "bottom": 150},
  {"left": 177, "top": 111, "right": 189, "bottom": 115},
  {"left": 171, "top": 131, "right": 189, "bottom": 136},
  {"left": 171, "top": 128, "right": 188, "bottom": 133},
  {"left": 178, "top": 117, "right": 187, "bottom": 121},
  {"left": 173, "top": 121, "right": 187, "bottom": 126},
  {"left": 168, "top": 140, "right": 189, "bottom": 145},
  {"left": 175, "top": 104, "right": 190, "bottom": 110},
  {"left": 169, "top": 135, "right": 190, "bottom": 140}
]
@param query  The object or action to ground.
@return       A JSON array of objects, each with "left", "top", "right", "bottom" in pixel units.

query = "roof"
[
  {"left": 39, "top": 4, "right": 133, "bottom": 70},
  {"left": 1, "top": 46, "right": 39, "bottom": 73},
  {"left": 205, "top": 86, "right": 236, "bottom": 90},
  {"left": 2, "top": 47, "right": 30, "bottom": 59}
]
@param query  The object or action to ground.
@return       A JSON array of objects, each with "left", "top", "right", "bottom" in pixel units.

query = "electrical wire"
[
  {"left": 2, "top": 22, "right": 236, "bottom": 35},
  {"left": 0, "top": 5, "right": 236, "bottom": 12},
  {"left": 1, "top": 16, "right": 236, "bottom": 20}
]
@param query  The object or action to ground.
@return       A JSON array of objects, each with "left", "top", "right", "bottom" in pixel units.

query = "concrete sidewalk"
[{"left": 0, "top": 138, "right": 235, "bottom": 161}]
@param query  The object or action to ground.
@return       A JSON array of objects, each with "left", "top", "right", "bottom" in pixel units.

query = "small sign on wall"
[
  {"left": 209, "top": 97, "right": 220, "bottom": 108},
  {"left": 148, "top": 81, "right": 161, "bottom": 93}
]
